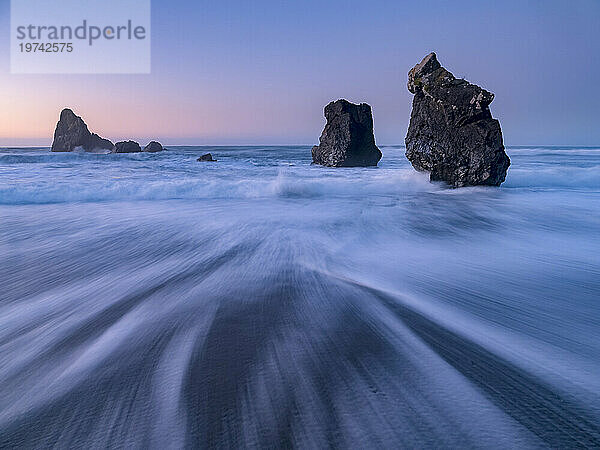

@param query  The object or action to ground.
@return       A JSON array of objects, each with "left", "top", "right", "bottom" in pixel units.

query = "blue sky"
[{"left": 0, "top": 0, "right": 599, "bottom": 145}]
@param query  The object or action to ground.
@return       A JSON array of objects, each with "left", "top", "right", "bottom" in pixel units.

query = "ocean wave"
[
  {"left": 0, "top": 168, "right": 435, "bottom": 204},
  {"left": 504, "top": 165, "right": 600, "bottom": 189},
  {"left": 269, "top": 168, "right": 433, "bottom": 198},
  {"left": 3, "top": 164, "right": 598, "bottom": 205},
  {"left": 0, "top": 151, "right": 164, "bottom": 165},
  {"left": 507, "top": 146, "right": 600, "bottom": 155}
]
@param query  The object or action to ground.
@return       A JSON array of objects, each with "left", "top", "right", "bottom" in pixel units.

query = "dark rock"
[
  {"left": 143, "top": 141, "right": 164, "bottom": 152},
  {"left": 88, "top": 133, "right": 114, "bottom": 151},
  {"left": 51, "top": 108, "right": 113, "bottom": 152},
  {"left": 312, "top": 99, "right": 382, "bottom": 167},
  {"left": 114, "top": 140, "right": 142, "bottom": 153},
  {"left": 197, "top": 153, "right": 216, "bottom": 162},
  {"left": 405, "top": 52, "right": 510, "bottom": 187}
]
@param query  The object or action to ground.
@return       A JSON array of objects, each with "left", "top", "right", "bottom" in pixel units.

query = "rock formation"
[
  {"left": 51, "top": 109, "right": 113, "bottom": 152},
  {"left": 143, "top": 141, "right": 164, "bottom": 152},
  {"left": 405, "top": 53, "right": 510, "bottom": 187},
  {"left": 312, "top": 99, "right": 382, "bottom": 167},
  {"left": 114, "top": 141, "right": 142, "bottom": 153},
  {"left": 197, "top": 153, "right": 216, "bottom": 162}
]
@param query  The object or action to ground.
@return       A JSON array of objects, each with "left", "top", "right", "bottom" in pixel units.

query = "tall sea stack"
[
  {"left": 405, "top": 53, "right": 510, "bottom": 187},
  {"left": 51, "top": 109, "right": 114, "bottom": 152},
  {"left": 312, "top": 99, "right": 382, "bottom": 167}
]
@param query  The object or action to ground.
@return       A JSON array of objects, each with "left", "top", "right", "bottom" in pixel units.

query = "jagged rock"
[
  {"left": 197, "top": 153, "right": 216, "bottom": 162},
  {"left": 312, "top": 99, "right": 381, "bottom": 167},
  {"left": 405, "top": 52, "right": 510, "bottom": 187},
  {"left": 143, "top": 141, "right": 163, "bottom": 152},
  {"left": 114, "top": 141, "right": 142, "bottom": 153},
  {"left": 51, "top": 109, "right": 113, "bottom": 152}
]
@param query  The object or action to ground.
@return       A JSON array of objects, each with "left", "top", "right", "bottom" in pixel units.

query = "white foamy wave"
[
  {"left": 269, "top": 168, "right": 433, "bottom": 198},
  {"left": 504, "top": 165, "right": 600, "bottom": 189},
  {"left": 0, "top": 167, "right": 435, "bottom": 204}
]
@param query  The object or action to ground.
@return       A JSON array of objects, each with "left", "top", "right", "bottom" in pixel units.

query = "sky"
[{"left": 0, "top": 0, "right": 599, "bottom": 146}]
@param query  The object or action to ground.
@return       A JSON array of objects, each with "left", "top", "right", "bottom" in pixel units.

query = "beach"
[{"left": 1, "top": 145, "right": 599, "bottom": 447}]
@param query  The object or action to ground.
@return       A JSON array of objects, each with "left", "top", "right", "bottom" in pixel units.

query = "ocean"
[{"left": 0, "top": 145, "right": 599, "bottom": 447}]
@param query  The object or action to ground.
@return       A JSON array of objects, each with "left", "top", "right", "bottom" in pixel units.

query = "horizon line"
[{"left": 2, "top": 143, "right": 600, "bottom": 149}]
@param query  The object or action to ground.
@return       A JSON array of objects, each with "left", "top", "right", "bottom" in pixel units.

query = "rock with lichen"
[{"left": 405, "top": 52, "right": 510, "bottom": 186}]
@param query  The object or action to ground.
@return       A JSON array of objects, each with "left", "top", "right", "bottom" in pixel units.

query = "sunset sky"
[{"left": 0, "top": 0, "right": 599, "bottom": 146}]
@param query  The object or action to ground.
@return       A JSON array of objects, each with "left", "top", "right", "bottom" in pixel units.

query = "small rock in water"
[
  {"left": 197, "top": 153, "right": 217, "bottom": 162},
  {"left": 143, "top": 141, "right": 164, "bottom": 152},
  {"left": 312, "top": 99, "right": 382, "bottom": 167},
  {"left": 114, "top": 141, "right": 142, "bottom": 153},
  {"left": 51, "top": 108, "right": 114, "bottom": 152},
  {"left": 405, "top": 52, "right": 510, "bottom": 187}
]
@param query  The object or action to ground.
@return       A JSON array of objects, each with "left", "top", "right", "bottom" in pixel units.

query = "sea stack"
[
  {"left": 114, "top": 141, "right": 142, "bottom": 153},
  {"left": 312, "top": 99, "right": 382, "bottom": 167},
  {"left": 51, "top": 108, "right": 114, "bottom": 152},
  {"left": 405, "top": 53, "right": 510, "bottom": 187},
  {"left": 143, "top": 141, "right": 164, "bottom": 152}
]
